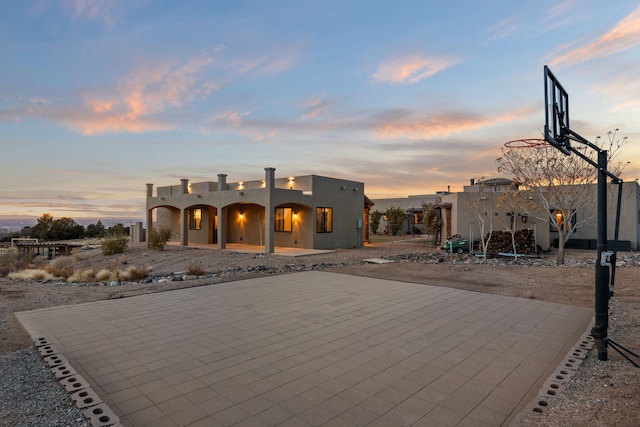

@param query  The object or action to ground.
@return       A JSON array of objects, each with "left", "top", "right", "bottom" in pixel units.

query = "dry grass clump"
[
  {"left": 67, "top": 268, "right": 96, "bottom": 283},
  {"left": 186, "top": 261, "right": 206, "bottom": 277},
  {"left": 0, "top": 252, "right": 30, "bottom": 277},
  {"left": 45, "top": 257, "right": 75, "bottom": 279},
  {"left": 96, "top": 269, "right": 112, "bottom": 281},
  {"left": 1, "top": 251, "right": 29, "bottom": 273},
  {"left": 127, "top": 266, "right": 152, "bottom": 281},
  {"left": 95, "top": 265, "right": 151, "bottom": 282},
  {"left": 32, "top": 255, "right": 48, "bottom": 269},
  {"left": 8, "top": 269, "right": 56, "bottom": 281},
  {"left": 4, "top": 251, "right": 151, "bottom": 284}
]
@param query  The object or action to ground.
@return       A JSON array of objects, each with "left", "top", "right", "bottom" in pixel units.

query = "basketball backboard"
[{"left": 544, "top": 65, "right": 571, "bottom": 155}]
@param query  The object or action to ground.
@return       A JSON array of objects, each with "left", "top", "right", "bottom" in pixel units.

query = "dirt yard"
[{"left": 1, "top": 238, "right": 639, "bottom": 426}]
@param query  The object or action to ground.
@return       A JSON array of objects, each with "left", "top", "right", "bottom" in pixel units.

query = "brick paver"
[{"left": 17, "top": 271, "right": 592, "bottom": 426}]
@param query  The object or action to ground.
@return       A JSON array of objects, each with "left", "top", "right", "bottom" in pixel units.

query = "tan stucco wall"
[
  {"left": 370, "top": 194, "right": 442, "bottom": 235},
  {"left": 147, "top": 173, "right": 365, "bottom": 250},
  {"left": 440, "top": 181, "right": 640, "bottom": 251},
  {"left": 441, "top": 192, "right": 551, "bottom": 251}
]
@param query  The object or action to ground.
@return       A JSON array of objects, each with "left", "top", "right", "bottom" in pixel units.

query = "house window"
[
  {"left": 316, "top": 207, "right": 333, "bottom": 233},
  {"left": 551, "top": 209, "right": 575, "bottom": 232},
  {"left": 275, "top": 207, "right": 292, "bottom": 232},
  {"left": 409, "top": 211, "right": 423, "bottom": 224},
  {"left": 190, "top": 208, "right": 202, "bottom": 230}
]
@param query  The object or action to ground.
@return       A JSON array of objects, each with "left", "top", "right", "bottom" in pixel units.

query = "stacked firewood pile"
[{"left": 478, "top": 229, "right": 539, "bottom": 255}]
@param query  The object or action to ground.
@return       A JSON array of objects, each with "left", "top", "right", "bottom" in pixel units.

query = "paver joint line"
[{"left": 16, "top": 271, "right": 593, "bottom": 427}]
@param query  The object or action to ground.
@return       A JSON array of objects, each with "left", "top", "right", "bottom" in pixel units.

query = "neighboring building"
[
  {"left": 436, "top": 178, "right": 640, "bottom": 252},
  {"left": 146, "top": 168, "right": 366, "bottom": 253},
  {"left": 370, "top": 193, "right": 448, "bottom": 235}
]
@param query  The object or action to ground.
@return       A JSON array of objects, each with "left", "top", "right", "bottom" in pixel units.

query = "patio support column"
[
  {"left": 217, "top": 175, "right": 227, "bottom": 249},
  {"left": 146, "top": 183, "right": 154, "bottom": 244},
  {"left": 180, "top": 208, "right": 188, "bottom": 246},
  {"left": 264, "top": 167, "right": 275, "bottom": 254},
  {"left": 217, "top": 206, "right": 226, "bottom": 249}
]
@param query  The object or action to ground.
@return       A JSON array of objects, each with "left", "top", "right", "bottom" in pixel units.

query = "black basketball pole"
[
  {"left": 544, "top": 65, "right": 639, "bottom": 365},
  {"left": 592, "top": 150, "right": 609, "bottom": 360}
]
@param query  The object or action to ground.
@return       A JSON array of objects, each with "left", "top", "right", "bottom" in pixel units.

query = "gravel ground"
[
  {"left": 517, "top": 299, "right": 640, "bottom": 427},
  {"left": 0, "top": 349, "right": 90, "bottom": 427},
  {"left": 2, "top": 239, "right": 639, "bottom": 426}
]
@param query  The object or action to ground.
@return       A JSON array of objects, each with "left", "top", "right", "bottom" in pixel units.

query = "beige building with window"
[
  {"left": 436, "top": 178, "right": 640, "bottom": 252},
  {"left": 146, "top": 168, "right": 366, "bottom": 253},
  {"left": 370, "top": 194, "right": 447, "bottom": 235}
]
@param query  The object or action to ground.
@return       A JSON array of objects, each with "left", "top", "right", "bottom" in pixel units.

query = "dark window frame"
[
  {"left": 275, "top": 207, "right": 293, "bottom": 232},
  {"left": 316, "top": 207, "right": 333, "bottom": 233},
  {"left": 190, "top": 208, "right": 202, "bottom": 230}
]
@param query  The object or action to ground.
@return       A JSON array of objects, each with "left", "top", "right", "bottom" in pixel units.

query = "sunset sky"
[{"left": 2, "top": 0, "right": 640, "bottom": 223}]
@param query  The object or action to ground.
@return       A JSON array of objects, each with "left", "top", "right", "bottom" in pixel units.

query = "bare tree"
[
  {"left": 421, "top": 200, "right": 442, "bottom": 246},
  {"left": 497, "top": 131, "right": 627, "bottom": 265},
  {"left": 495, "top": 190, "right": 525, "bottom": 257},
  {"left": 464, "top": 184, "right": 495, "bottom": 261},
  {"left": 255, "top": 211, "right": 265, "bottom": 258}
]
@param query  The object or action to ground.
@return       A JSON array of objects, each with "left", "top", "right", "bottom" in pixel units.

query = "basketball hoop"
[{"left": 504, "top": 138, "right": 548, "bottom": 149}]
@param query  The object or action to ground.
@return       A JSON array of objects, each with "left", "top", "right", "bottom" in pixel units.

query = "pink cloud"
[
  {"left": 300, "top": 95, "right": 336, "bottom": 120},
  {"left": 37, "top": 54, "right": 220, "bottom": 135},
  {"left": 225, "top": 44, "right": 301, "bottom": 76},
  {"left": 372, "top": 55, "right": 460, "bottom": 84},
  {"left": 373, "top": 109, "right": 529, "bottom": 140},
  {"left": 61, "top": 0, "right": 122, "bottom": 27},
  {"left": 551, "top": 6, "right": 640, "bottom": 66}
]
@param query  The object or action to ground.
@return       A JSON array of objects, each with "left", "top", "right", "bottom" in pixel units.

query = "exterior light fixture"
[
  {"left": 237, "top": 191, "right": 244, "bottom": 196},
  {"left": 238, "top": 213, "right": 244, "bottom": 220},
  {"left": 293, "top": 212, "right": 298, "bottom": 220}
]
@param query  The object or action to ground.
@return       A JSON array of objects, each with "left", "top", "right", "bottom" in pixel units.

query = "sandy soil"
[{"left": 1, "top": 238, "right": 639, "bottom": 426}]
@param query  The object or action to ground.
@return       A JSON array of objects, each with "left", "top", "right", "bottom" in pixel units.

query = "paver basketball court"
[{"left": 17, "top": 271, "right": 592, "bottom": 426}]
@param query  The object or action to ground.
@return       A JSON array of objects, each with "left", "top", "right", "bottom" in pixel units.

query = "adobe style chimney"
[
  {"left": 217, "top": 174, "right": 227, "bottom": 192},
  {"left": 265, "top": 167, "right": 276, "bottom": 189}
]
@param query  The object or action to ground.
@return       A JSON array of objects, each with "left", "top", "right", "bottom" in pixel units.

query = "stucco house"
[
  {"left": 146, "top": 168, "right": 366, "bottom": 253},
  {"left": 370, "top": 194, "right": 445, "bottom": 235},
  {"left": 436, "top": 178, "right": 640, "bottom": 252}
]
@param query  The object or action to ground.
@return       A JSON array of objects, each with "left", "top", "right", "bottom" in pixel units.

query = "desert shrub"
[
  {"left": 96, "top": 269, "right": 112, "bottom": 281},
  {"left": 186, "top": 261, "right": 206, "bottom": 277},
  {"left": 101, "top": 235, "right": 129, "bottom": 256},
  {"left": 67, "top": 268, "right": 96, "bottom": 283},
  {"left": 0, "top": 256, "right": 11, "bottom": 277},
  {"left": 8, "top": 269, "right": 56, "bottom": 281},
  {"left": 127, "top": 266, "right": 151, "bottom": 281},
  {"left": 115, "top": 269, "right": 130, "bottom": 282},
  {"left": 0, "top": 251, "right": 29, "bottom": 277},
  {"left": 45, "top": 257, "right": 75, "bottom": 279},
  {"left": 32, "top": 255, "right": 48, "bottom": 269},
  {"left": 148, "top": 226, "right": 172, "bottom": 251}
]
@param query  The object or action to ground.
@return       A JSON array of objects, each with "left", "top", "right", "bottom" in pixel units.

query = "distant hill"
[{"left": 0, "top": 216, "right": 144, "bottom": 232}]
